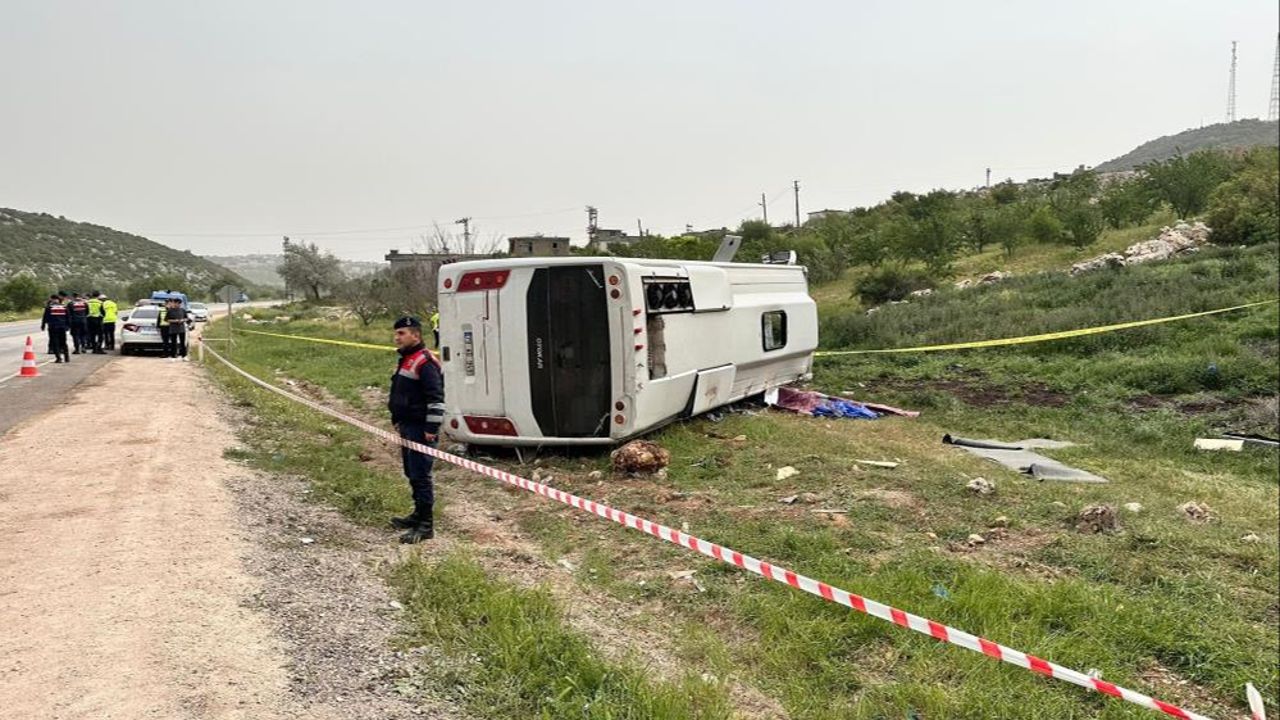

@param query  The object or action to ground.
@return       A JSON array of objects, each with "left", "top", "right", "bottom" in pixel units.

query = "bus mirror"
[{"left": 761, "top": 250, "right": 797, "bottom": 265}]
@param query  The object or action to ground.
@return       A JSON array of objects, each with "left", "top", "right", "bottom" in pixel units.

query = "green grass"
[
  {"left": 394, "top": 552, "right": 728, "bottom": 719},
  {"left": 203, "top": 319, "right": 727, "bottom": 719},
  {"left": 201, "top": 235, "right": 1279, "bottom": 718},
  {"left": 0, "top": 307, "right": 43, "bottom": 322}
]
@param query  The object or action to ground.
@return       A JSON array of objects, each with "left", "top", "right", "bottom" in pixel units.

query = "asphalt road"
[{"left": 0, "top": 301, "right": 278, "bottom": 383}]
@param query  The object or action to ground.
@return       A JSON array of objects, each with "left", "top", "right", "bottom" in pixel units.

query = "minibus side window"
[{"left": 762, "top": 311, "right": 787, "bottom": 351}]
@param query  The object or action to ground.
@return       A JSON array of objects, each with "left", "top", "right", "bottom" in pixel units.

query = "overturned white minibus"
[{"left": 437, "top": 256, "right": 817, "bottom": 446}]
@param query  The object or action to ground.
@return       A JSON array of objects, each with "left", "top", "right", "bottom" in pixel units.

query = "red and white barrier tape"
[{"left": 203, "top": 340, "right": 1258, "bottom": 720}]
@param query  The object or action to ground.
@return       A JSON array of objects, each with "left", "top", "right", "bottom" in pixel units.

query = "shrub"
[
  {"left": 1205, "top": 148, "right": 1279, "bottom": 246},
  {"left": 854, "top": 264, "right": 933, "bottom": 305}
]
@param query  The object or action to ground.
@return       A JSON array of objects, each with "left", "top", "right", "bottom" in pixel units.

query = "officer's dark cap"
[{"left": 394, "top": 316, "right": 422, "bottom": 330}]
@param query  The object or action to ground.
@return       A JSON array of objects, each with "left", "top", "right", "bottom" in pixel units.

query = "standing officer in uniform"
[
  {"left": 86, "top": 290, "right": 105, "bottom": 354},
  {"left": 100, "top": 294, "right": 119, "bottom": 351},
  {"left": 67, "top": 292, "right": 89, "bottom": 354},
  {"left": 430, "top": 309, "right": 440, "bottom": 348},
  {"left": 387, "top": 316, "right": 446, "bottom": 544},
  {"left": 41, "top": 294, "right": 71, "bottom": 363}
]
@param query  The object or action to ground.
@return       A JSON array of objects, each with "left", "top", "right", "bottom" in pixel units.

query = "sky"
[{"left": 2, "top": 1, "right": 1277, "bottom": 261}]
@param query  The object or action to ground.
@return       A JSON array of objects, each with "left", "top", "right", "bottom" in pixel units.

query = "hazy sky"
[{"left": 3, "top": 1, "right": 1277, "bottom": 261}]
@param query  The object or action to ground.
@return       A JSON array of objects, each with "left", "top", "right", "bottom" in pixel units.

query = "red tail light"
[
  {"left": 463, "top": 416, "right": 518, "bottom": 436},
  {"left": 458, "top": 270, "right": 509, "bottom": 292},
  {"left": 124, "top": 323, "right": 140, "bottom": 332}
]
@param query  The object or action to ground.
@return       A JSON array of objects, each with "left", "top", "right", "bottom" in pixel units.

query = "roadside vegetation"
[{"left": 201, "top": 147, "right": 1277, "bottom": 718}]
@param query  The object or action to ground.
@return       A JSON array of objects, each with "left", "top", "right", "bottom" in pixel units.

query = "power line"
[{"left": 142, "top": 205, "right": 581, "bottom": 238}]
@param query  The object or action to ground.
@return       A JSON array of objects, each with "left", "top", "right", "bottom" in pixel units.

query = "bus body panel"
[{"left": 439, "top": 256, "right": 816, "bottom": 447}]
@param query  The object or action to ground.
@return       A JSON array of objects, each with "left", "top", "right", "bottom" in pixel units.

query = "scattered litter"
[
  {"left": 810, "top": 508, "right": 848, "bottom": 514},
  {"left": 1193, "top": 438, "right": 1244, "bottom": 452},
  {"left": 992, "top": 515, "right": 1009, "bottom": 527},
  {"left": 668, "top": 569, "right": 696, "bottom": 581},
  {"left": 778, "top": 495, "right": 799, "bottom": 505},
  {"left": 1241, "top": 532, "right": 1261, "bottom": 543},
  {"left": 732, "top": 434, "right": 747, "bottom": 442},
  {"left": 1075, "top": 504, "right": 1117, "bottom": 534},
  {"left": 765, "top": 387, "right": 880, "bottom": 420},
  {"left": 300, "top": 537, "right": 315, "bottom": 545},
  {"left": 587, "top": 470, "right": 604, "bottom": 480},
  {"left": 931, "top": 583, "right": 952, "bottom": 600},
  {"left": 841, "top": 398, "right": 920, "bottom": 418},
  {"left": 776, "top": 466, "right": 801, "bottom": 481},
  {"left": 925, "top": 531, "right": 938, "bottom": 540},
  {"left": 798, "top": 492, "right": 820, "bottom": 504},
  {"left": 966, "top": 533, "right": 986, "bottom": 545},
  {"left": 943, "top": 434, "right": 1107, "bottom": 484},
  {"left": 1050, "top": 501, "right": 1068, "bottom": 510},
  {"left": 1123, "top": 502, "right": 1144, "bottom": 514},
  {"left": 557, "top": 558, "right": 577, "bottom": 572},
  {"left": 856, "top": 459, "right": 900, "bottom": 469},
  {"left": 966, "top": 477, "right": 996, "bottom": 495},
  {"left": 1177, "top": 501, "right": 1214, "bottom": 523},
  {"left": 611, "top": 440, "right": 671, "bottom": 475},
  {"left": 388, "top": 600, "right": 404, "bottom": 611}
]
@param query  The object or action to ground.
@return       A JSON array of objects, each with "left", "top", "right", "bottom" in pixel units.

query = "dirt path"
[{"left": 0, "top": 357, "right": 451, "bottom": 719}]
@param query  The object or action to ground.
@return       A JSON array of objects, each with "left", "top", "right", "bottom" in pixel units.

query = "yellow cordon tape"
[
  {"left": 814, "top": 299, "right": 1278, "bottom": 357},
  {"left": 235, "top": 327, "right": 394, "bottom": 351},
  {"left": 230, "top": 299, "right": 1278, "bottom": 358}
]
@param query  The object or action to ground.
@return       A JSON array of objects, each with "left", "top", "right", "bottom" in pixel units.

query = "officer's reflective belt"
[
  {"left": 200, "top": 338, "right": 1246, "bottom": 720},
  {"left": 814, "top": 299, "right": 1277, "bottom": 357}
]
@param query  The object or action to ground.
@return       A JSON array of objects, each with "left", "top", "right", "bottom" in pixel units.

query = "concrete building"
[
  {"left": 508, "top": 236, "right": 572, "bottom": 257},
  {"left": 589, "top": 228, "right": 645, "bottom": 252},
  {"left": 385, "top": 249, "right": 461, "bottom": 271}
]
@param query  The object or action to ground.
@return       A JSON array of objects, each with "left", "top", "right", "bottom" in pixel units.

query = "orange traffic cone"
[{"left": 19, "top": 336, "right": 40, "bottom": 378}]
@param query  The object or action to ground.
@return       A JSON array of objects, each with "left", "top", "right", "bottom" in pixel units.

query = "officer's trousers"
[{"left": 87, "top": 317, "right": 103, "bottom": 352}]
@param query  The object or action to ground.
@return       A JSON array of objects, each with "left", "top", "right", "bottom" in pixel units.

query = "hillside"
[
  {"left": 0, "top": 208, "right": 249, "bottom": 290},
  {"left": 205, "top": 254, "right": 387, "bottom": 289},
  {"left": 1094, "top": 118, "right": 1278, "bottom": 172}
]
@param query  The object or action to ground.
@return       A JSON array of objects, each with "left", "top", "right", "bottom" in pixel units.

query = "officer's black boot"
[
  {"left": 389, "top": 509, "right": 420, "bottom": 530},
  {"left": 399, "top": 504, "right": 434, "bottom": 544}
]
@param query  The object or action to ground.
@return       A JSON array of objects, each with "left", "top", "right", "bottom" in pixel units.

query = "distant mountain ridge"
[
  {"left": 205, "top": 254, "right": 387, "bottom": 288},
  {"left": 1094, "top": 119, "right": 1279, "bottom": 172},
  {"left": 0, "top": 208, "right": 249, "bottom": 290}
]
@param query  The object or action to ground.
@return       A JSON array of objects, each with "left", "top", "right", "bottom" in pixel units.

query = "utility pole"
[
  {"left": 1268, "top": 33, "right": 1279, "bottom": 122},
  {"left": 636, "top": 218, "right": 644, "bottom": 237},
  {"left": 454, "top": 217, "right": 472, "bottom": 253},
  {"left": 985, "top": 167, "right": 992, "bottom": 188},
  {"left": 792, "top": 180, "right": 800, "bottom": 228},
  {"left": 759, "top": 193, "right": 769, "bottom": 224},
  {"left": 586, "top": 206, "right": 599, "bottom": 245},
  {"left": 1227, "top": 40, "right": 1238, "bottom": 123}
]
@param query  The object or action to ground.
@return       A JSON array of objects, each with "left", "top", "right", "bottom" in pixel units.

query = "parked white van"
[{"left": 437, "top": 256, "right": 817, "bottom": 446}]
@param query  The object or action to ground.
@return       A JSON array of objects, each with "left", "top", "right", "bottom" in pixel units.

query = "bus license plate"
[{"left": 463, "top": 328, "right": 475, "bottom": 377}]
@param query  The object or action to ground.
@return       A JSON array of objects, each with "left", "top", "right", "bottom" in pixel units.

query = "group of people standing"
[{"left": 39, "top": 291, "right": 118, "bottom": 363}]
